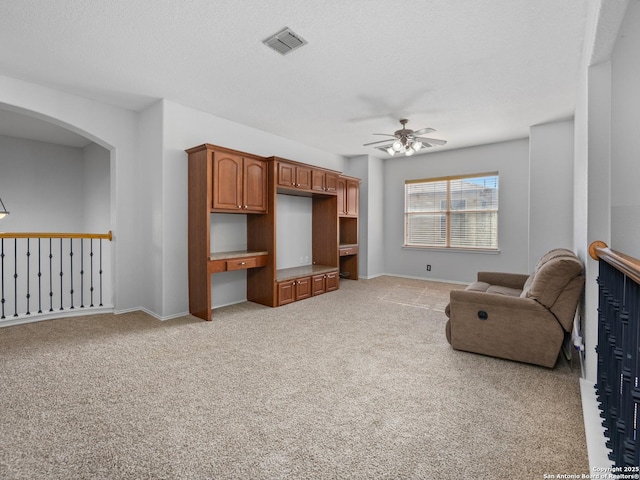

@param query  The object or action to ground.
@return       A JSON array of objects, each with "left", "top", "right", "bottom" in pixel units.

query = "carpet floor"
[{"left": 0, "top": 276, "right": 588, "bottom": 479}]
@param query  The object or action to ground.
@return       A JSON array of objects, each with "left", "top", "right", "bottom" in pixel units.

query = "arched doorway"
[{"left": 0, "top": 106, "right": 114, "bottom": 324}]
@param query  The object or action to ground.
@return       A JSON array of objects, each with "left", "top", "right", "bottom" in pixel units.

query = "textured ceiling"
[{"left": 0, "top": 0, "right": 592, "bottom": 156}]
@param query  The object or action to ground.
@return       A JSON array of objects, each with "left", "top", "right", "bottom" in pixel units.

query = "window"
[{"left": 404, "top": 172, "right": 499, "bottom": 250}]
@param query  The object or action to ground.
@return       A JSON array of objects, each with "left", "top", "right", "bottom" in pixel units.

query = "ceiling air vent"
[{"left": 263, "top": 27, "right": 307, "bottom": 55}]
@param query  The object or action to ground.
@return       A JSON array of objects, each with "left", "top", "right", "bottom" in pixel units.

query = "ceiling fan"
[{"left": 363, "top": 119, "right": 447, "bottom": 156}]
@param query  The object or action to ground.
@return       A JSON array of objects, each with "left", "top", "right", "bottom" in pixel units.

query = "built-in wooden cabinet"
[
  {"left": 312, "top": 271, "right": 339, "bottom": 295},
  {"left": 312, "top": 170, "right": 338, "bottom": 193},
  {"left": 212, "top": 150, "right": 267, "bottom": 213},
  {"left": 277, "top": 161, "right": 311, "bottom": 190},
  {"left": 208, "top": 251, "right": 268, "bottom": 274},
  {"left": 187, "top": 143, "right": 356, "bottom": 320},
  {"left": 338, "top": 176, "right": 359, "bottom": 217},
  {"left": 338, "top": 175, "right": 360, "bottom": 281},
  {"left": 278, "top": 276, "right": 312, "bottom": 306},
  {"left": 277, "top": 266, "right": 338, "bottom": 306}
]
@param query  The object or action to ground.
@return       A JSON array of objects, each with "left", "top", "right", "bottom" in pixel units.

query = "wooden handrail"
[
  {"left": 0, "top": 231, "right": 112, "bottom": 241},
  {"left": 589, "top": 240, "right": 640, "bottom": 285}
]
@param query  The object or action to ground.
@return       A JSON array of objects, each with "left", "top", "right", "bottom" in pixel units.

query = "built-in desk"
[{"left": 208, "top": 251, "right": 268, "bottom": 274}]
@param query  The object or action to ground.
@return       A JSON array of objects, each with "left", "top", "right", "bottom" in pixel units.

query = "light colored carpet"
[{"left": 0, "top": 276, "right": 588, "bottom": 479}]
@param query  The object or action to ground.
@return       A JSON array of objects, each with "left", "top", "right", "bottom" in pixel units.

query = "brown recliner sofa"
[{"left": 445, "top": 249, "right": 585, "bottom": 368}]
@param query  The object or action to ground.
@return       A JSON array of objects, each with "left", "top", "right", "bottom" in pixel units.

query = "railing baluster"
[
  {"left": 69, "top": 238, "right": 74, "bottom": 310},
  {"left": 99, "top": 238, "right": 103, "bottom": 307},
  {"left": 48, "top": 238, "right": 54, "bottom": 312},
  {"left": 59, "top": 238, "right": 63, "bottom": 311},
  {"left": 13, "top": 238, "right": 17, "bottom": 317},
  {"left": 1, "top": 238, "right": 5, "bottom": 320},
  {"left": 90, "top": 239, "right": 94, "bottom": 307},
  {"left": 26, "top": 238, "right": 31, "bottom": 315},
  {"left": 37, "top": 239, "right": 42, "bottom": 314},
  {"left": 0, "top": 232, "right": 111, "bottom": 323},
  {"left": 591, "top": 241, "right": 640, "bottom": 468},
  {"left": 80, "top": 239, "right": 84, "bottom": 308}
]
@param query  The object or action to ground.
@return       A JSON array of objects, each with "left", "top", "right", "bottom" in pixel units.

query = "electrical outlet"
[{"left": 426, "top": 264, "right": 432, "bottom": 271}]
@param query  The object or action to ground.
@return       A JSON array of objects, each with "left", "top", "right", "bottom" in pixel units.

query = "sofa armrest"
[
  {"left": 450, "top": 289, "right": 541, "bottom": 311},
  {"left": 476, "top": 271, "right": 529, "bottom": 290}
]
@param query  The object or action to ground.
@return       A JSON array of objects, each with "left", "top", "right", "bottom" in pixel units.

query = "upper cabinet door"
[
  {"left": 312, "top": 170, "right": 339, "bottom": 193},
  {"left": 213, "top": 151, "right": 267, "bottom": 213},
  {"left": 277, "top": 162, "right": 311, "bottom": 191},
  {"left": 337, "top": 177, "right": 346, "bottom": 215},
  {"left": 324, "top": 172, "right": 338, "bottom": 193},
  {"left": 346, "top": 179, "right": 359, "bottom": 216},
  {"left": 295, "top": 165, "right": 311, "bottom": 190},
  {"left": 277, "top": 162, "right": 296, "bottom": 188},
  {"left": 337, "top": 176, "right": 359, "bottom": 217},
  {"left": 212, "top": 152, "right": 243, "bottom": 211},
  {"left": 311, "top": 170, "right": 326, "bottom": 192},
  {"left": 243, "top": 157, "right": 267, "bottom": 213}
]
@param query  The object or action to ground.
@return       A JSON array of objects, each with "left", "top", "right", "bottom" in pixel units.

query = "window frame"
[{"left": 404, "top": 172, "right": 499, "bottom": 251}]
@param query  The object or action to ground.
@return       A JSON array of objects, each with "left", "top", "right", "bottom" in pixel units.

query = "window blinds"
[{"left": 405, "top": 173, "right": 499, "bottom": 249}]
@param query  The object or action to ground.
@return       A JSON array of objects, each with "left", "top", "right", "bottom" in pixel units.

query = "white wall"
[
  {"left": 158, "top": 100, "right": 346, "bottom": 315},
  {"left": 82, "top": 142, "right": 111, "bottom": 232},
  {"left": 383, "top": 139, "right": 531, "bottom": 283},
  {"left": 611, "top": 1, "right": 640, "bottom": 258},
  {"left": 528, "top": 120, "right": 575, "bottom": 271},
  {"left": 0, "top": 135, "right": 85, "bottom": 232},
  {"left": 0, "top": 134, "right": 113, "bottom": 316},
  {"left": 0, "top": 74, "right": 141, "bottom": 313},
  {"left": 0, "top": 135, "right": 110, "bottom": 234},
  {"left": 138, "top": 100, "right": 164, "bottom": 314},
  {"left": 344, "top": 154, "right": 384, "bottom": 279},
  {"left": 276, "top": 195, "right": 312, "bottom": 270}
]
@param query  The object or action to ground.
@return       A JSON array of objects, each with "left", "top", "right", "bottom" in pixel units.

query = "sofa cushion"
[
  {"left": 486, "top": 285, "right": 522, "bottom": 297},
  {"left": 466, "top": 281, "right": 491, "bottom": 292},
  {"left": 520, "top": 256, "right": 583, "bottom": 308},
  {"left": 465, "top": 281, "right": 521, "bottom": 297}
]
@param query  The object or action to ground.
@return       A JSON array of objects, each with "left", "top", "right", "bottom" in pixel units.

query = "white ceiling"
[{"left": 0, "top": 0, "right": 592, "bottom": 156}]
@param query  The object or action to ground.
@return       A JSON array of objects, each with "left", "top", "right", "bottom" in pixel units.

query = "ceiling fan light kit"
[{"left": 364, "top": 119, "right": 446, "bottom": 157}]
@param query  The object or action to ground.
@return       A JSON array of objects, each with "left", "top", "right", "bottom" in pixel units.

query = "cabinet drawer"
[
  {"left": 226, "top": 256, "right": 267, "bottom": 271},
  {"left": 339, "top": 246, "right": 358, "bottom": 256},
  {"left": 208, "top": 254, "right": 267, "bottom": 274}
]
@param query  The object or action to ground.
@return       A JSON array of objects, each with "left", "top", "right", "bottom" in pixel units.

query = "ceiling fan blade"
[
  {"left": 412, "top": 127, "right": 436, "bottom": 135},
  {"left": 416, "top": 137, "right": 447, "bottom": 146},
  {"left": 363, "top": 138, "right": 397, "bottom": 146},
  {"left": 372, "top": 133, "right": 397, "bottom": 136}
]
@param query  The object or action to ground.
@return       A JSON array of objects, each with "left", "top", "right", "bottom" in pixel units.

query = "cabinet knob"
[
  {"left": 239, "top": 262, "right": 246, "bottom": 265},
  {"left": 237, "top": 205, "right": 242, "bottom": 208},
  {"left": 242, "top": 205, "right": 247, "bottom": 209}
]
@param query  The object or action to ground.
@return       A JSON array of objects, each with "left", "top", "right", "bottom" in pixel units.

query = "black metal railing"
[
  {"left": 0, "top": 232, "right": 112, "bottom": 321},
  {"left": 590, "top": 241, "right": 640, "bottom": 468}
]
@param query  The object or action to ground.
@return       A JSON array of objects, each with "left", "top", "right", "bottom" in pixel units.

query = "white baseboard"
[
  {"left": 0, "top": 306, "right": 114, "bottom": 328},
  {"left": 116, "top": 307, "right": 191, "bottom": 322},
  {"left": 580, "top": 378, "right": 613, "bottom": 471},
  {"left": 379, "top": 273, "right": 468, "bottom": 285}
]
